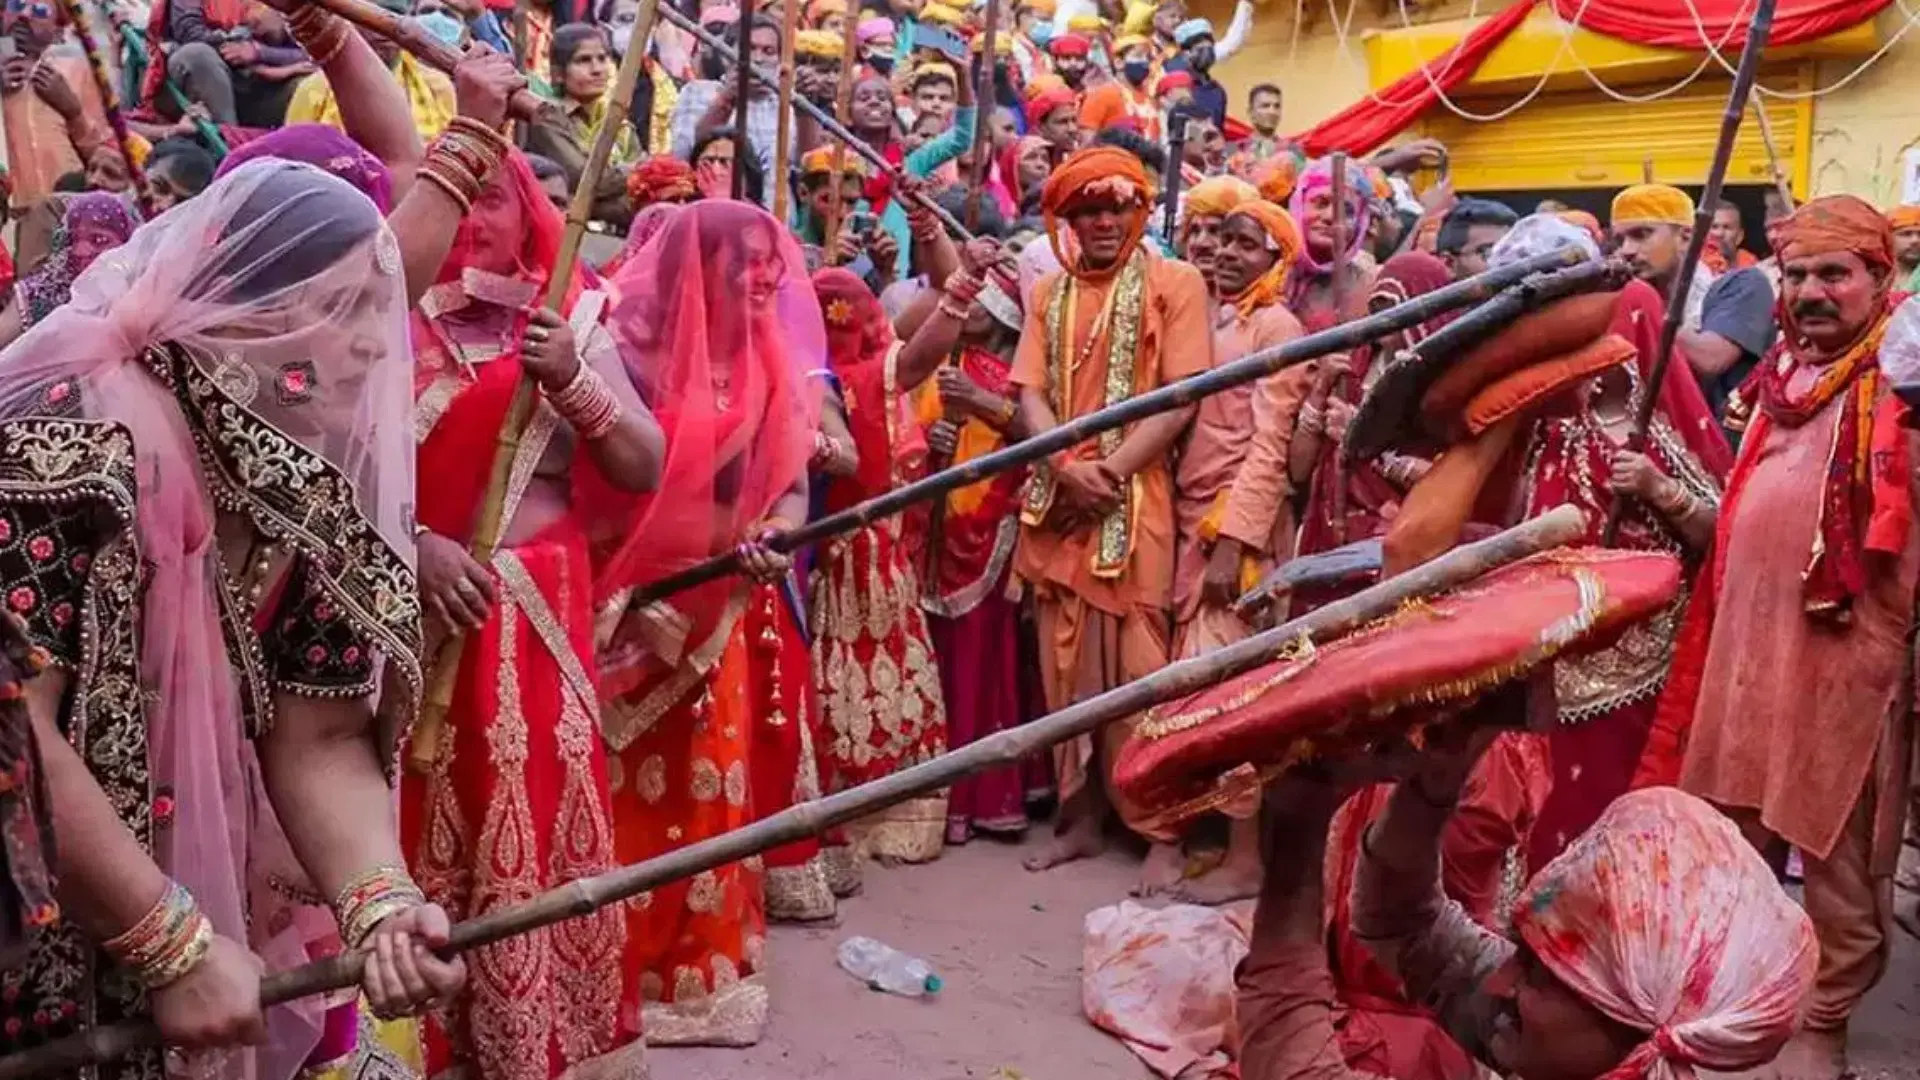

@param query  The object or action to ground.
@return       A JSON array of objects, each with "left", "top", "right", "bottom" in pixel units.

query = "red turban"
[
  {"left": 626, "top": 157, "right": 698, "bottom": 210},
  {"left": 1155, "top": 70, "right": 1193, "bottom": 96},
  {"left": 1025, "top": 85, "right": 1078, "bottom": 127},
  {"left": 1048, "top": 31, "right": 1091, "bottom": 57},
  {"left": 1768, "top": 194, "right": 1893, "bottom": 272}
]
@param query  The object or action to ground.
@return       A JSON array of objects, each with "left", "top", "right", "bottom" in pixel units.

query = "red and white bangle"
[{"left": 546, "top": 362, "right": 623, "bottom": 441}]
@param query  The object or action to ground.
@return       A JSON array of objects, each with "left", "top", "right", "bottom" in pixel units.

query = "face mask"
[
  {"left": 1189, "top": 43, "right": 1214, "bottom": 71},
  {"left": 1122, "top": 58, "right": 1150, "bottom": 85},
  {"left": 1029, "top": 23, "right": 1053, "bottom": 46},
  {"left": 610, "top": 24, "right": 633, "bottom": 53}
]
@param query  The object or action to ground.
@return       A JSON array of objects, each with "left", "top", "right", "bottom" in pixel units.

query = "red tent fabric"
[
  {"left": 1549, "top": 0, "right": 1891, "bottom": 49},
  {"left": 1292, "top": 0, "right": 1539, "bottom": 156}
]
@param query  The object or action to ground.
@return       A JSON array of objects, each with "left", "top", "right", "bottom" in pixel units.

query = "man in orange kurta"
[
  {"left": 1164, "top": 200, "right": 1307, "bottom": 904},
  {"left": 1013, "top": 146, "right": 1212, "bottom": 887},
  {"left": 1639, "top": 195, "right": 1919, "bottom": 1080}
]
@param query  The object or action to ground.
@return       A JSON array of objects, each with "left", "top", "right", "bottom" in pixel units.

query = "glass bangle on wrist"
[
  {"left": 334, "top": 865, "right": 428, "bottom": 951},
  {"left": 103, "top": 880, "right": 213, "bottom": 989}
]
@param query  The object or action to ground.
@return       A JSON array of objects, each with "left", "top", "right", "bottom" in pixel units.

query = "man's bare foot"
[
  {"left": 1774, "top": 1027, "right": 1848, "bottom": 1080},
  {"left": 1168, "top": 856, "right": 1262, "bottom": 905},
  {"left": 1023, "top": 818, "right": 1104, "bottom": 872},
  {"left": 1132, "top": 842, "right": 1185, "bottom": 897}
]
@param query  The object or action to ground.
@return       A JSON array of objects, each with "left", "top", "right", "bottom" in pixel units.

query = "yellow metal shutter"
[{"left": 1418, "top": 64, "right": 1812, "bottom": 196}]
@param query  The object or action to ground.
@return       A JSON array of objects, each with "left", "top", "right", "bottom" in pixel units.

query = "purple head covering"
[
  {"left": 1288, "top": 157, "right": 1371, "bottom": 276},
  {"left": 17, "top": 194, "right": 139, "bottom": 328},
  {"left": 214, "top": 125, "right": 394, "bottom": 215}
]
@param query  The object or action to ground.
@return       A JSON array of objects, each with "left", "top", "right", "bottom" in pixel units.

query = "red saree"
[
  {"left": 1509, "top": 279, "right": 1730, "bottom": 869},
  {"left": 401, "top": 150, "right": 641, "bottom": 1080},
  {"left": 810, "top": 269, "right": 949, "bottom": 866},
  {"left": 590, "top": 203, "right": 824, "bottom": 1047},
  {"left": 914, "top": 345, "right": 1031, "bottom": 842}
]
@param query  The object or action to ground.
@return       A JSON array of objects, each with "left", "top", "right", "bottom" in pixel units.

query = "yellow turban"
[
  {"left": 1067, "top": 12, "right": 1106, "bottom": 32},
  {"left": 1889, "top": 204, "right": 1920, "bottom": 231},
  {"left": 794, "top": 29, "right": 845, "bottom": 58},
  {"left": 1111, "top": 33, "right": 1151, "bottom": 56},
  {"left": 1122, "top": 1, "right": 1154, "bottom": 34},
  {"left": 1020, "top": 0, "right": 1056, "bottom": 15},
  {"left": 1610, "top": 184, "right": 1694, "bottom": 229},
  {"left": 803, "top": 0, "right": 846, "bottom": 23},
  {"left": 910, "top": 60, "right": 959, "bottom": 88},
  {"left": 1184, "top": 175, "right": 1259, "bottom": 220},
  {"left": 973, "top": 32, "right": 1012, "bottom": 54},
  {"left": 921, "top": 1, "right": 966, "bottom": 25}
]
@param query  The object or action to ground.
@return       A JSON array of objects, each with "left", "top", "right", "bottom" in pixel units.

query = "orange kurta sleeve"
[
  {"left": 1012, "top": 274, "right": 1060, "bottom": 390},
  {"left": 1153, "top": 261, "right": 1214, "bottom": 385},
  {"left": 1078, "top": 84, "right": 1124, "bottom": 131},
  {"left": 1217, "top": 308, "right": 1312, "bottom": 552}
]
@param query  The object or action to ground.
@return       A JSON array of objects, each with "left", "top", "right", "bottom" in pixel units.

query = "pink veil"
[
  {"left": 590, "top": 200, "right": 825, "bottom": 697},
  {"left": 0, "top": 159, "right": 417, "bottom": 1079}
]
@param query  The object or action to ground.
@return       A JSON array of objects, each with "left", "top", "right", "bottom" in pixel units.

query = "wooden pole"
[
  {"left": 512, "top": 0, "right": 530, "bottom": 68},
  {"left": 0, "top": 506, "right": 1587, "bottom": 1080},
  {"left": 1750, "top": 97, "right": 1795, "bottom": 209},
  {"left": 963, "top": 0, "right": 1003, "bottom": 231},
  {"left": 821, "top": 24, "right": 860, "bottom": 262},
  {"left": 1600, "top": 0, "right": 1777, "bottom": 545},
  {"left": 634, "top": 247, "right": 1596, "bottom": 605},
  {"left": 1163, "top": 115, "right": 1189, "bottom": 250},
  {"left": 659, "top": 4, "right": 978, "bottom": 241},
  {"left": 1642, "top": 157, "right": 1655, "bottom": 183},
  {"left": 770, "top": 0, "right": 802, "bottom": 223},
  {"left": 54, "top": 0, "right": 153, "bottom": 218},
  {"left": 730, "top": 3, "right": 754, "bottom": 200},
  {"left": 1326, "top": 151, "right": 1352, "bottom": 545},
  {"left": 408, "top": 0, "right": 664, "bottom": 772},
  {"left": 305, "top": 0, "right": 553, "bottom": 123}
]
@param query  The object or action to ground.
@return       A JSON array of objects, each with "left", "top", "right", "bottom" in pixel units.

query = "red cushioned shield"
[
  {"left": 1113, "top": 547, "right": 1682, "bottom": 832},
  {"left": 1419, "top": 291, "right": 1620, "bottom": 429}
]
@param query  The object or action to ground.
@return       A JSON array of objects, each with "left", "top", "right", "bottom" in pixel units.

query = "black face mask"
[
  {"left": 1189, "top": 43, "right": 1214, "bottom": 72},
  {"left": 1122, "top": 58, "right": 1151, "bottom": 86},
  {"left": 699, "top": 44, "right": 727, "bottom": 81},
  {"left": 868, "top": 52, "right": 896, "bottom": 75}
]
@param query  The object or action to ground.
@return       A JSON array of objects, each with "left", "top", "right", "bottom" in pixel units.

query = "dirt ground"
[{"left": 651, "top": 836, "right": 1920, "bottom": 1080}]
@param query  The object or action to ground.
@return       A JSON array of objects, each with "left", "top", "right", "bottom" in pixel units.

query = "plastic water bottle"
[{"left": 836, "top": 936, "right": 943, "bottom": 997}]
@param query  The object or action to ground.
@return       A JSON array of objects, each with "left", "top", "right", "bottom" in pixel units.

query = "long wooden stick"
[
  {"left": 305, "top": 0, "right": 552, "bottom": 123},
  {"left": 1327, "top": 151, "right": 1352, "bottom": 545},
  {"left": 770, "top": 0, "right": 802, "bottom": 222},
  {"left": 1600, "top": 0, "right": 1777, "bottom": 545},
  {"left": 0, "top": 506, "right": 1587, "bottom": 1080},
  {"left": 1750, "top": 97, "right": 1795, "bottom": 210},
  {"left": 730, "top": 3, "right": 753, "bottom": 200},
  {"left": 657, "top": 4, "right": 978, "bottom": 242},
  {"left": 963, "top": 0, "right": 1003, "bottom": 231},
  {"left": 633, "top": 247, "right": 1594, "bottom": 605},
  {"left": 408, "top": 0, "right": 664, "bottom": 772},
  {"left": 54, "top": 0, "right": 152, "bottom": 218},
  {"left": 820, "top": 24, "right": 861, "bottom": 261}
]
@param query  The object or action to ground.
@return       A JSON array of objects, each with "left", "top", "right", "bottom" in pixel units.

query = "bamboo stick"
[
  {"left": 770, "top": 0, "right": 802, "bottom": 222},
  {"left": 963, "top": 0, "right": 1003, "bottom": 232},
  {"left": 1163, "top": 115, "right": 1189, "bottom": 249},
  {"left": 408, "top": 0, "right": 664, "bottom": 772},
  {"left": 54, "top": 0, "right": 152, "bottom": 218},
  {"left": 304, "top": 0, "right": 552, "bottom": 123},
  {"left": 1750, "top": 97, "right": 1795, "bottom": 209},
  {"left": 730, "top": 2, "right": 753, "bottom": 200},
  {"left": 0, "top": 506, "right": 1586, "bottom": 1080},
  {"left": 1342, "top": 258, "right": 1623, "bottom": 464},
  {"left": 1642, "top": 157, "right": 1655, "bottom": 183},
  {"left": 633, "top": 247, "right": 1597, "bottom": 605},
  {"left": 1326, "top": 151, "right": 1351, "bottom": 544},
  {"left": 821, "top": 21, "right": 860, "bottom": 262},
  {"left": 656, "top": 4, "right": 978, "bottom": 241},
  {"left": 1600, "top": 0, "right": 1777, "bottom": 545}
]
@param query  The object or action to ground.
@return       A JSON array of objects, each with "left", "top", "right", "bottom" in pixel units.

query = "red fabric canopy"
[
  {"left": 1289, "top": 0, "right": 1888, "bottom": 157},
  {"left": 1549, "top": 0, "right": 1891, "bottom": 49},
  {"left": 1293, "top": 0, "right": 1539, "bottom": 157}
]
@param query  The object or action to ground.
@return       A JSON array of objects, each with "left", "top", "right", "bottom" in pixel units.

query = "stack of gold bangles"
[
  {"left": 288, "top": 4, "right": 350, "bottom": 66},
  {"left": 419, "top": 117, "right": 514, "bottom": 215},
  {"left": 335, "top": 864, "right": 428, "bottom": 951}
]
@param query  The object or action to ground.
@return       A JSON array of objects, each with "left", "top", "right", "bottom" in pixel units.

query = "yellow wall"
[{"left": 1189, "top": 0, "right": 1918, "bottom": 204}]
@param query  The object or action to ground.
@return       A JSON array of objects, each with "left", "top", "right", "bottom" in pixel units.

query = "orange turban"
[
  {"left": 1769, "top": 194, "right": 1893, "bottom": 271},
  {"left": 1222, "top": 201, "right": 1303, "bottom": 318},
  {"left": 803, "top": 0, "right": 846, "bottom": 24},
  {"left": 1042, "top": 146, "right": 1155, "bottom": 280},
  {"left": 1888, "top": 204, "right": 1920, "bottom": 232},
  {"left": 799, "top": 145, "right": 871, "bottom": 179},
  {"left": 1250, "top": 155, "right": 1297, "bottom": 204},
  {"left": 1184, "top": 175, "right": 1258, "bottom": 221},
  {"left": 1558, "top": 209, "right": 1604, "bottom": 246},
  {"left": 1610, "top": 184, "right": 1693, "bottom": 228}
]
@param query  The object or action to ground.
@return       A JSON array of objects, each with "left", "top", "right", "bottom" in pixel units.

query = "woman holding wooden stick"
[{"left": 403, "top": 138, "right": 667, "bottom": 1080}]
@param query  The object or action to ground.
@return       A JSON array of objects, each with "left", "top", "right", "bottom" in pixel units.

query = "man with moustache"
[
  {"left": 1638, "top": 195, "right": 1919, "bottom": 1080},
  {"left": 1012, "top": 146, "right": 1212, "bottom": 889},
  {"left": 1179, "top": 175, "right": 1258, "bottom": 297}
]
